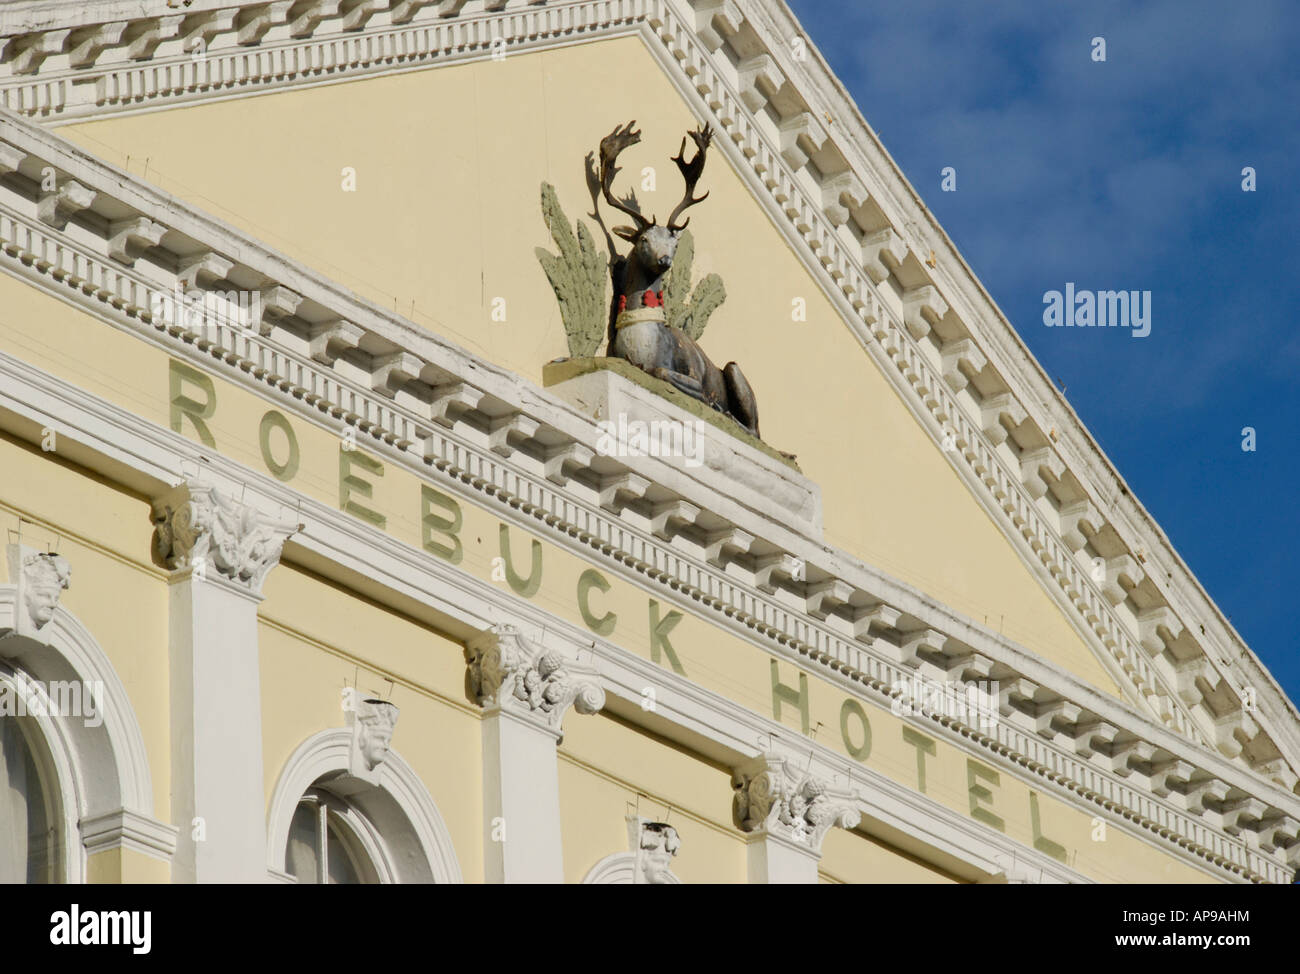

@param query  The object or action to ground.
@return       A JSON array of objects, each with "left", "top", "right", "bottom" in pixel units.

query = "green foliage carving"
[
  {"left": 663, "top": 229, "right": 726, "bottom": 341},
  {"left": 535, "top": 182, "right": 608, "bottom": 358}
]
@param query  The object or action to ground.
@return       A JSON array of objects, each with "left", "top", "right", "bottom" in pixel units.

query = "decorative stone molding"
[
  {"left": 3, "top": 354, "right": 1295, "bottom": 883},
  {"left": 979, "top": 853, "right": 1049, "bottom": 884},
  {"left": 466, "top": 624, "right": 604, "bottom": 736},
  {"left": 632, "top": 817, "right": 681, "bottom": 884},
  {"left": 4, "top": 543, "right": 70, "bottom": 641},
  {"left": 151, "top": 480, "right": 299, "bottom": 595},
  {"left": 732, "top": 753, "right": 860, "bottom": 853},
  {"left": 80, "top": 807, "right": 179, "bottom": 863},
  {"left": 36, "top": 178, "right": 94, "bottom": 230},
  {"left": 0, "top": 3, "right": 1294, "bottom": 800},
  {"left": 902, "top": 285, "right": 949, "bottom": 341},
  {"left": 342, "top": 686, "right": 400, "bottom": 785},
  {"left": 1, "top": 198, "right": 1296, "bottom": 879},
  {"left": 582, "top": 815, "right": 683, "bottom": 884},
  {"left": 265, "top": 727, "right": 464, "bottom": 883},
  {"left": 0, "top": 21, "right": 1297, "bottom": 869},
  {"left": 0, "top": 4, "right": 1282, "bottom": 780}
]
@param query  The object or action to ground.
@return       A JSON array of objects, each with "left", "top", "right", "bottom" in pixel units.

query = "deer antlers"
[
  {"left": 667, "top": 124, "right": 712, "bottom": 231},
  {"left": 597, "top": 121, "right": 653, "bottom": 239},
  {"left": 590, "top": 120, "right": 713, "bottom": 241}
]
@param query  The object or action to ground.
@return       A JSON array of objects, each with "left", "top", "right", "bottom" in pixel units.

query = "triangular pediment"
[{"left": 2, "top": 0, "right": 1297, "bottom": 804}]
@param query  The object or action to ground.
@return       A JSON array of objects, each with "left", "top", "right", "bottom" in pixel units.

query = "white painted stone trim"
[
  {"left": 0, "top": 355, "right": 1283, "bottom": 883},
  {"left": 80, "top": 807, "right": 179, "bottom": 862},
  {"left": 0, "top": 0, "right": 1289, "bottom": 795},
  {"left": 0, "top": 590, "right": 165, "bottom": 881},
  {"left": 265, "top": 728, "right": 464, "bottom": 884},
  {"left": 0, "top": 589, "right": 156, "bottom": 814},
  {"left": 0, "top": 174, "right": 1255, "bottom": 809}
]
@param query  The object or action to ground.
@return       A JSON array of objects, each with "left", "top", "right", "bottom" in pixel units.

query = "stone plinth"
[{"left": 544, "top": 357, "right": 822, "bottom": 541}]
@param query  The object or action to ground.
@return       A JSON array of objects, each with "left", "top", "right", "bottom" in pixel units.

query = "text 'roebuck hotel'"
[{"left": 0, "top": 0, "right": 1296, "bottom": 884}]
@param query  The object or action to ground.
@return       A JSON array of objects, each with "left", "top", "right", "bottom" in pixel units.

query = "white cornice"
[
  {"left": 0, "top": 0, "right": 1297, "bottom": 873},
  {"left": 1, "top": 0, "right": 1291, "bottom": 790},
  {"left": 0, "top": 316, "right": 1294, "bottom": 883},
  {"left": 0, "top": 95, "right": 1297, "bottom": 877}
]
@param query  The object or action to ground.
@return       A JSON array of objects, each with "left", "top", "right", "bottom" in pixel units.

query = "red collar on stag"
[{"left": 618, "top": 290, "right": 664, "bottom": 312}]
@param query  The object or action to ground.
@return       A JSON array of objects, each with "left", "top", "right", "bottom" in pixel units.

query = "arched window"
[
  {"left": 0, "top": 711, "right": 62, "bottom": 884},
  {"left": 2, "top": 574, "right": 163, "bottom": 885},
  {"left": 284, "top": 786, "right": 384, "bottom": 884},
  {"left": 267, "top": 729, "right": 463, "bottom": 884}
]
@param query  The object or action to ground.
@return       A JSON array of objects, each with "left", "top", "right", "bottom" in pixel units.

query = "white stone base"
[{"left": 546, "top": 360, "right": 823, "bottom": 540}]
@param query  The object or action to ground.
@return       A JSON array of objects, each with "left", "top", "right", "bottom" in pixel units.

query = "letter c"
[{"left": 577, "top": 569, "right": 616, "bottom": 636}]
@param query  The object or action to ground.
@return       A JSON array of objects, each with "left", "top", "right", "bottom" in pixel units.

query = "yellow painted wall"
[
  {"left": 258, "top": 563, "right": 484, "bottom": 882},
  {"left": 558, "top": 712, "right": 745, "bottom": 884},
  {"left": 0, "top": 274, "right": 1220, "bottom": 882},
  {"left": 819, "top": 828, "right": 961, "bottom": 884},
  {"left": 86, "top": 847, "right": 171, "bottom": 884},
  {"left": 59, "top": 34, "right": 1121, "bottom": 699},
  {"left": 0, "top": 432, "right": 172, "bottom": 822}
]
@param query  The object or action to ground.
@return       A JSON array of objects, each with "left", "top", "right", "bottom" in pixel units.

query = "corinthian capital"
[
  {"left": 152, "top": 480, "right": 299, "bottom": 595},
  {"left": 732, "top": 754, "right": 860, "bottom": 853},
  {"left": 467, "top": 625, "right": 605, "bottom": 736}
]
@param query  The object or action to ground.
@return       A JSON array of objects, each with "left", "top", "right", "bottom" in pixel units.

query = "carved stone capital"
[
  {"left": 151, "top": 481, "right": 298, "bottom": 595},
  {"left": 4, "top": 544, "right": 71, "bottom": 642},
  {"left": 732, "top": 754, "right": 859, "bottom": 853},
  {"left": 467, "top": 625, "right": 604, "bottom": 736}
]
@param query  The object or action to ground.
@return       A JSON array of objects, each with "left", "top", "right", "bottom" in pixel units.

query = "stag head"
[{"left": 586, "top": 120, "right": 713, "bottom": 271}]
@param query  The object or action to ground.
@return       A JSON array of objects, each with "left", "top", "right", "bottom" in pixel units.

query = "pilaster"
[
  {"left": 152, "top": 479, "right": 297, "bottom": 883},
  {"left": 468, "top": 624, "right": 604, "bottom": 883}
]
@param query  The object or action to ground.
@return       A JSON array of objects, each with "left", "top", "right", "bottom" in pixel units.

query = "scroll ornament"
[
  {"left": 152, "top": 480, "right": 299, "bottom": 594},
  {"left": 733, "top": 754, "right": 860, "bottom": 852},
  {"left": 467, "top": 624, "right": 605, "bottom": 735}
]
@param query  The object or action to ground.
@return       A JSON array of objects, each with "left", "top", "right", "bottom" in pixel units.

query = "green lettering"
[
  {"left": 420, "top": 485, "right": 462, "bottom": 564},
  {"left": 259, "top": 410, "right": 300, "bottom": 481},
  {"left": 169, "top": 359, "right": 216, "bottom": 447},
  {"left": 1030, "top": 792, "right": 1068, "bottom": 863},
  {"left": 648, "top": 600, "right": 685, "bottom": 675},
  {"left": 770, "top": 660, "right": 809, "bottom": 735},
  {"left": 901, "top": 727, "right": 936, "bottom": 793},
  {"left": 497, "top": 524, "right": 541, "bottom": 597},
  {"left": 577, "top": 569, "right": 616, "bottom": 636},
  {"left": 967, "top": 759, "right": 1004, "bottom": 832},
  {"left": 839, "top": 699, "right": 872, "bottom": 761},
  {"left": 339, "top": 449, "right": 386, "bottom": 528}
]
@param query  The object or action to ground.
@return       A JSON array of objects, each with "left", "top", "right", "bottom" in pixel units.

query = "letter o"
[
  {"left": 840, "top": 699, "right": 872, "bottom": 761},
  {"left": 259, "top": 410, "right": 300, "bottom": 481}
]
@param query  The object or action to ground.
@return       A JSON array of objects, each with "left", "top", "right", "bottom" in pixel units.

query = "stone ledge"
[
  {"left": 544, "top": 356, "right": 822, "bottom": 540},
  {"left": 544, "top": 356, "right": 800, "bottom": 469}
]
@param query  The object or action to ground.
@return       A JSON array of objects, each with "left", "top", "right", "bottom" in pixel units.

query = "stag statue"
[{"left": 583, "top": 121, "right": 760, "bottom": 439}]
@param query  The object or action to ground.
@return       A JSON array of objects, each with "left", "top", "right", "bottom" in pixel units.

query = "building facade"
[{"left": 0, "top": 0, "right": 1296, "bottom": 884}]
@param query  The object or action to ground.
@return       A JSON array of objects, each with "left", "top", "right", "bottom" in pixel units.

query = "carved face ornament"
[
  {"left": 23, "top": 553, "right": 71, "bottom": 627},
  {"left": 356, "top": 700, "right": 398, "bottom": 771},
  {"left": 638, "top": 823, "right": 680, "bottom": 884}
]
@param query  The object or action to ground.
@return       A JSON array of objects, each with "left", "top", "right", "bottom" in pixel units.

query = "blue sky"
[{"left": 785, "top": 0, "right": 1300, "bottom": 705}]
